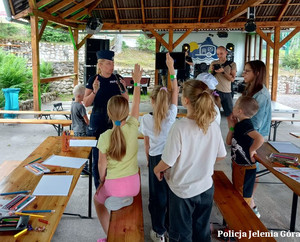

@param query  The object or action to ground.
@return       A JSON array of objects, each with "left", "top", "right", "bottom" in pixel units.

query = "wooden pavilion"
[{"left": 3, "top": 0, "right": 300, "bottom": 111}]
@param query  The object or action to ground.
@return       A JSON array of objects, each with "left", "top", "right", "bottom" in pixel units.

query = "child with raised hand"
[
  {"left": 93, "top": 64, "right": 143, "bottom": 242},
  {"left": 154, "top": 80, "right": 226, "bottom": 242},
  {"left": 226, "top": 96, "right": 264, "bottom": 209},
  {"left": 139, "top": 53, "right": 178, "bottom": 242},
  {"left": 71, "top": 84, "right": 89, "bottom": 136}
]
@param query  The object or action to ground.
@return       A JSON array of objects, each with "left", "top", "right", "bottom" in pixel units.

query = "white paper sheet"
[
  {"left": 32, "top": 175, "right": 73, "bottom": 196},
  {"left": 69, "top": 139, "right": 97, "bottom": 147},
  {"left": 268, "top": 141, "right": 300, "bottom": 154},
  {"left": 42, "top": 155, "right": 88, "bottom": 169}
]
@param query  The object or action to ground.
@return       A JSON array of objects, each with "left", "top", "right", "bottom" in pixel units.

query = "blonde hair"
[
  {"left": 73, "top": 84, "right": 85, "bottom": 97},
  {"left": 182, "top": 80, "right": 216, "bottom": 133},
  {"left": 151, "top": 85, "right": 171, "bottom": 135},
  {"left": 97, "top": 59, "right": 106, "bottom": 75},
  {"left": 106, "top": 95, "right": 129, "bottom": 161}
]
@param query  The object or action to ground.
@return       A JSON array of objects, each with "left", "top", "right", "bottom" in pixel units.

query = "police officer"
[{"left": 83, "top": 50, "right": 128, "bottom": 189}]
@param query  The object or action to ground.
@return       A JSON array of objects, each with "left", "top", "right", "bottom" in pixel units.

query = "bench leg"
[{"left": 290, "top": 193, "right": 298, "bottom": 232}]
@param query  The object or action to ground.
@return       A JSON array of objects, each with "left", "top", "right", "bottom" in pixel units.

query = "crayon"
[
  {"left": 21, "top": 209, "right": 55, "bottom": 213},
  {"left": 14, "top": 228, "right": 28, "bottom": 238},
  {"left": 28, "top": 157, "right": 42, "bottom": 165},
  {"left": 38, "top": 218, "right": 49, "bottom": 224},
  {"left": 44, "top": 171, "right": 69, "bottom": 174}
]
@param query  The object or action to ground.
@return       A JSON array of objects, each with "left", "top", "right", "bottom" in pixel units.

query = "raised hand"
[
  {"left": 132, "top": 64, "right": 143, "bottom": 84},
  {"left": 93, "top": 76, "right": 100, "bottom": 93}
]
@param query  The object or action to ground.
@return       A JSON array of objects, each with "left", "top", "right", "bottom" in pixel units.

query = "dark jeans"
[
  {"left": 87, "top": 112, "right": 112, "bottom": 189},
  {"left": 169, "top": 185, "right": 214, "bottom": 242},
  {"left": 148, "top": 154, "right": 169, "bottom": 235}
]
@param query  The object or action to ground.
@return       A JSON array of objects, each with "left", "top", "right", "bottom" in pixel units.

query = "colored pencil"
[
  {"left": 14, "top": 212, "right": 45, "bottom": 218},
  {"left": 28, "top": 157, "right": 42, "bottom": 165},
  {"left": 14, "top": 228, "right": 28, "bottom": 238},
  {"left": 44, "top": 171, "right": 69, "bottom": 174},
  {"left": 0, "top": 190, "right": 31, "bottom": 196},
  {"left": 21, "top": 209, "right": 55, "bottom": 213}
]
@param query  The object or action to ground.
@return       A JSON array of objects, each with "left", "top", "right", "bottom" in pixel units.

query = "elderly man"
[{"left": 209, "top": 46, "right": 236, "bottom": 124}]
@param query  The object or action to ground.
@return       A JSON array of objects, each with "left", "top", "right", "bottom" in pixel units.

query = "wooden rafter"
[
  {"left": 148, "top": 29, "right": 170, "bottom": 51},
  {"left": 277, "top": 0, "right": 291, "bottom": 21},
  {"left": 141, "top": 0, "right": 145, "bottom": 24},
  {"left": 47, "top": 0, "right": 73, "bottom": 15},
  {"left": 220, "top": 0, "right": 264, "bottom": 23},
  {"left": 14, "top": 8, "right": 32, "bottom": 19},
  {"left": 69, "top": 0, "right": 104, "bottom": 21},
  {"left": 77, "top": 34, "right": 93, "bottom": 50},
  {"left": 197, "top": 0, "right": 204, "bottom": 22},
  {"left": 279, "top": 27, "right": 300, "bottom": 48},
  {"left": 173, "top": 29, "right": 193, "bottom": 49},
  {"left": 112, "top": 0, "right": 120, "bottom": 24},
  {"left": 255, "top": 27, "right": 274, "bottom": 49},
  {"left": 170, "top": 0, "right": 173, "bottom": 24},
  {"left": 32, "top": 9, "right": 77, "bottom": 28},
  {"left": 37, "top": 0, "right": 54, "bottom": 9},
  {"left": 60, "top": 0, "right": 94, "bottom": 19},
  {"left": 28, "top": 0, "right": 37, "bottom": 10},
  {"left": 223, "top": 0, "right": 231, "bottom": 18},
  {"left": 38, "top": 19, "right": 48, "bottom": 41}
]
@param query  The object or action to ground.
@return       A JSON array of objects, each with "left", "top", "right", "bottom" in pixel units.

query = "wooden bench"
[
  {"left": 213, "top": 171, "right": 275, "bottom": 242},
  {"left": 0, "top": 110, "right": 71, "bottom": 120},
  {"left": 0, "top": 118, "right": 72, "bottom": 136},
  {"left": 0, "top": 160, "right": 22, "bottom": 182},
  {"left": 107, "top": 172, "right": 144, "bottom": 242}
]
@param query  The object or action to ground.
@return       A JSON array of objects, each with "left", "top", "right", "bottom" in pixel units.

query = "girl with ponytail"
[
  {"left": 94, "top": 64, "right": 143, "bottom": 242},
  {"left": 154, "top": 79, "right": 227, "bottom": 241},
  {"left": 139, "top": 53, "right": 178, "bottom": 241}
]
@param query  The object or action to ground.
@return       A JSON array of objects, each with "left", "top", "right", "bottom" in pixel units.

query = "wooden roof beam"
[
  {"left": 60, "top": 0, "right": 94, "bottom": 19},
  {"left": 148, "top": 29, "right": 171, "bottom": 51},
  {"left": 112, "top": 0, "right": 120, "bottom": 24},
  {"left": 100, "top": 21, "right": 300, "bottom": 31},
  {"left": 279, "top": 27, "right": 300, "bottom": 48},
  {"left": 47, "top": 0, "right": 73, "bottom": 15},
  {"left": 170, "top": 0, "right": 173, "bottom": 23},
  {"left": 256, "top": 27, "right": 274, "bottom": 49},
  {"left": 223, "top": 0, "right": 231, "bottom": 18},
  {"left": 69, "top": 0, "right": 104, "bottom": 21},
  {"left": 220, "top": 0, "right": 264, "bottom": 23},
  {"left": 32, "top": 9, "right": 77, "bottom": 28},
  {"left": 28, "top": 0, "right": 37, "bottom": 10},
  {"left": 277, "top": 0, "right": 291, "bottom": 21},
  {"left": 197, "top": 0, "right": 204, "bottom": 22},
  {"left": 141, "top": 0, "right": 145, "bottom": 24},
  {"left": 37, "top": 0, "right": 54, "bottom": 9}
]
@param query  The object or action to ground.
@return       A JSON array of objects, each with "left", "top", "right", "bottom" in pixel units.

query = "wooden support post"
[
  {"left": 155, "top": 39, "right": 160, "bottom": 85},
  {"left": 30, "top": 15, "right": 41, "bottom": 111},
  {"left": 265, "top": 33, "right": 271, "bottom": 89},
  {"left": 248, "top": 34, "right": 251, "bottom": 61},
  {"left": 254, "top": 34, "right": 257, "bottom": 60},
  {"left": 271, "top": 27, "right": 280, "bottom": 101},
  {"left": 168, "top": 29, "right": 174, "bottom": 89},
  {"left": 73, "top": 29, "right": 79, "bottom": 86},
  {"left": 259, "top": 35, "right": 263, "bottom": 61}
]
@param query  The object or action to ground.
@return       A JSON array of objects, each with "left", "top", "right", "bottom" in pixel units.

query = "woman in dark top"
[{"left": 83, "top": 50, "right": 128, "bottom": 189}]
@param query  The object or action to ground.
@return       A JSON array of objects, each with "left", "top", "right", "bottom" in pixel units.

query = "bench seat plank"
[
  {"left": 0, "top": 118, "right": 71, "bottom": 126},
  {"left": 107, "top": 188, "right": 144, "bottom": 241},
  {"left": 213, "top": 171, "right": 275, "bottom": 242}
]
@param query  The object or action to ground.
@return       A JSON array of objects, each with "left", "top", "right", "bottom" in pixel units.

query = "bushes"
[
  {"left": 136, "top": 34, "right": 155, "bottom": 52},
  {"left": 0, "top": 49, "right": 53, "bottom": 108}
]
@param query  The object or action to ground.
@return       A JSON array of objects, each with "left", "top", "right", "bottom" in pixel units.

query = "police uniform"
[{"left": 86, "top": 50, "right": 123, "bottom": 189}]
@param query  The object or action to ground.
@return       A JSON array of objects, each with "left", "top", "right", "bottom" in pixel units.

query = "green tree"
[{"left": 136, "top": 34, "right": 155, "bottom": 52}]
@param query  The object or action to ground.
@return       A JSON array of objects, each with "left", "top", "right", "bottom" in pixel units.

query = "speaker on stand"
[{"left": 84, "top": 39, "right": 110, "bottom": 85}]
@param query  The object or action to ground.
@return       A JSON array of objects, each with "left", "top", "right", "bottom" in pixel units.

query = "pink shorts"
[{"left": 94, "top": 173, "right": 140, "bottom": 204}]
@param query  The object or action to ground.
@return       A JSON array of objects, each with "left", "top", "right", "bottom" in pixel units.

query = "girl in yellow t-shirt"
[{"left": 94, "top": 64, "right": 143, "bottom": 241}]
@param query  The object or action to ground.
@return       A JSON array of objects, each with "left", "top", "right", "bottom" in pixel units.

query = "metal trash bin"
[{"left": 2, "top": 88, "right": 21, "bottom": 118}]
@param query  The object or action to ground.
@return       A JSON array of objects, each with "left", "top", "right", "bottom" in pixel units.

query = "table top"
[
  {"left": 0, "top": 136, "right": 94, "bottom": 242},
  {"left": 271, "top": 101, "right": 299, "bottom": 114},
  {"left": 255, "top": 142, "right": 300, "bottom": 197}
]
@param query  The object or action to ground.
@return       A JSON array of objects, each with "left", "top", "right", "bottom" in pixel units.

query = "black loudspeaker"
[
  {"left": 84, "top": 66, "right": 97, "bottom": 85},
  {"left": 85, "top": 39, "right": 109, "bottom": 65}
]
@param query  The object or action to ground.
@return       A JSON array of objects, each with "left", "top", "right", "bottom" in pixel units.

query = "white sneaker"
[
  {"left": 104, "top": 196, "right": 133, "bottom": 211},
  {"left": 150, "top": 229, "right": 165, "bottom": 242},
  {"left": 252, "top": 206, "right": 261, "bottom": 218}
]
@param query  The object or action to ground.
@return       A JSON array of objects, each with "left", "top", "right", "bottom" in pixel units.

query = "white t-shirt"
[
  {"left": 139, "top": 104, "right": 177, "bottom": 156},
  {"left": 214, "top": 104, "right": 221, "bottom": 125},
  {"left": 162, "top": 118, "right": 227, "bottom": 198}
]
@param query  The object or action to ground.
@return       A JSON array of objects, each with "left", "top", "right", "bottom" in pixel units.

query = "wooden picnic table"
[
  {"left": 0, "top": 136, "right": 94, "bottom": 242},
  {"left": 255, "top": 142, "right": 300, "bottom": 232}
]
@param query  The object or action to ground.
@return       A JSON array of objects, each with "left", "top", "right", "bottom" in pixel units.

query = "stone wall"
[{"left": 19, "top": 92, "right": 58, "bottom": 110}]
